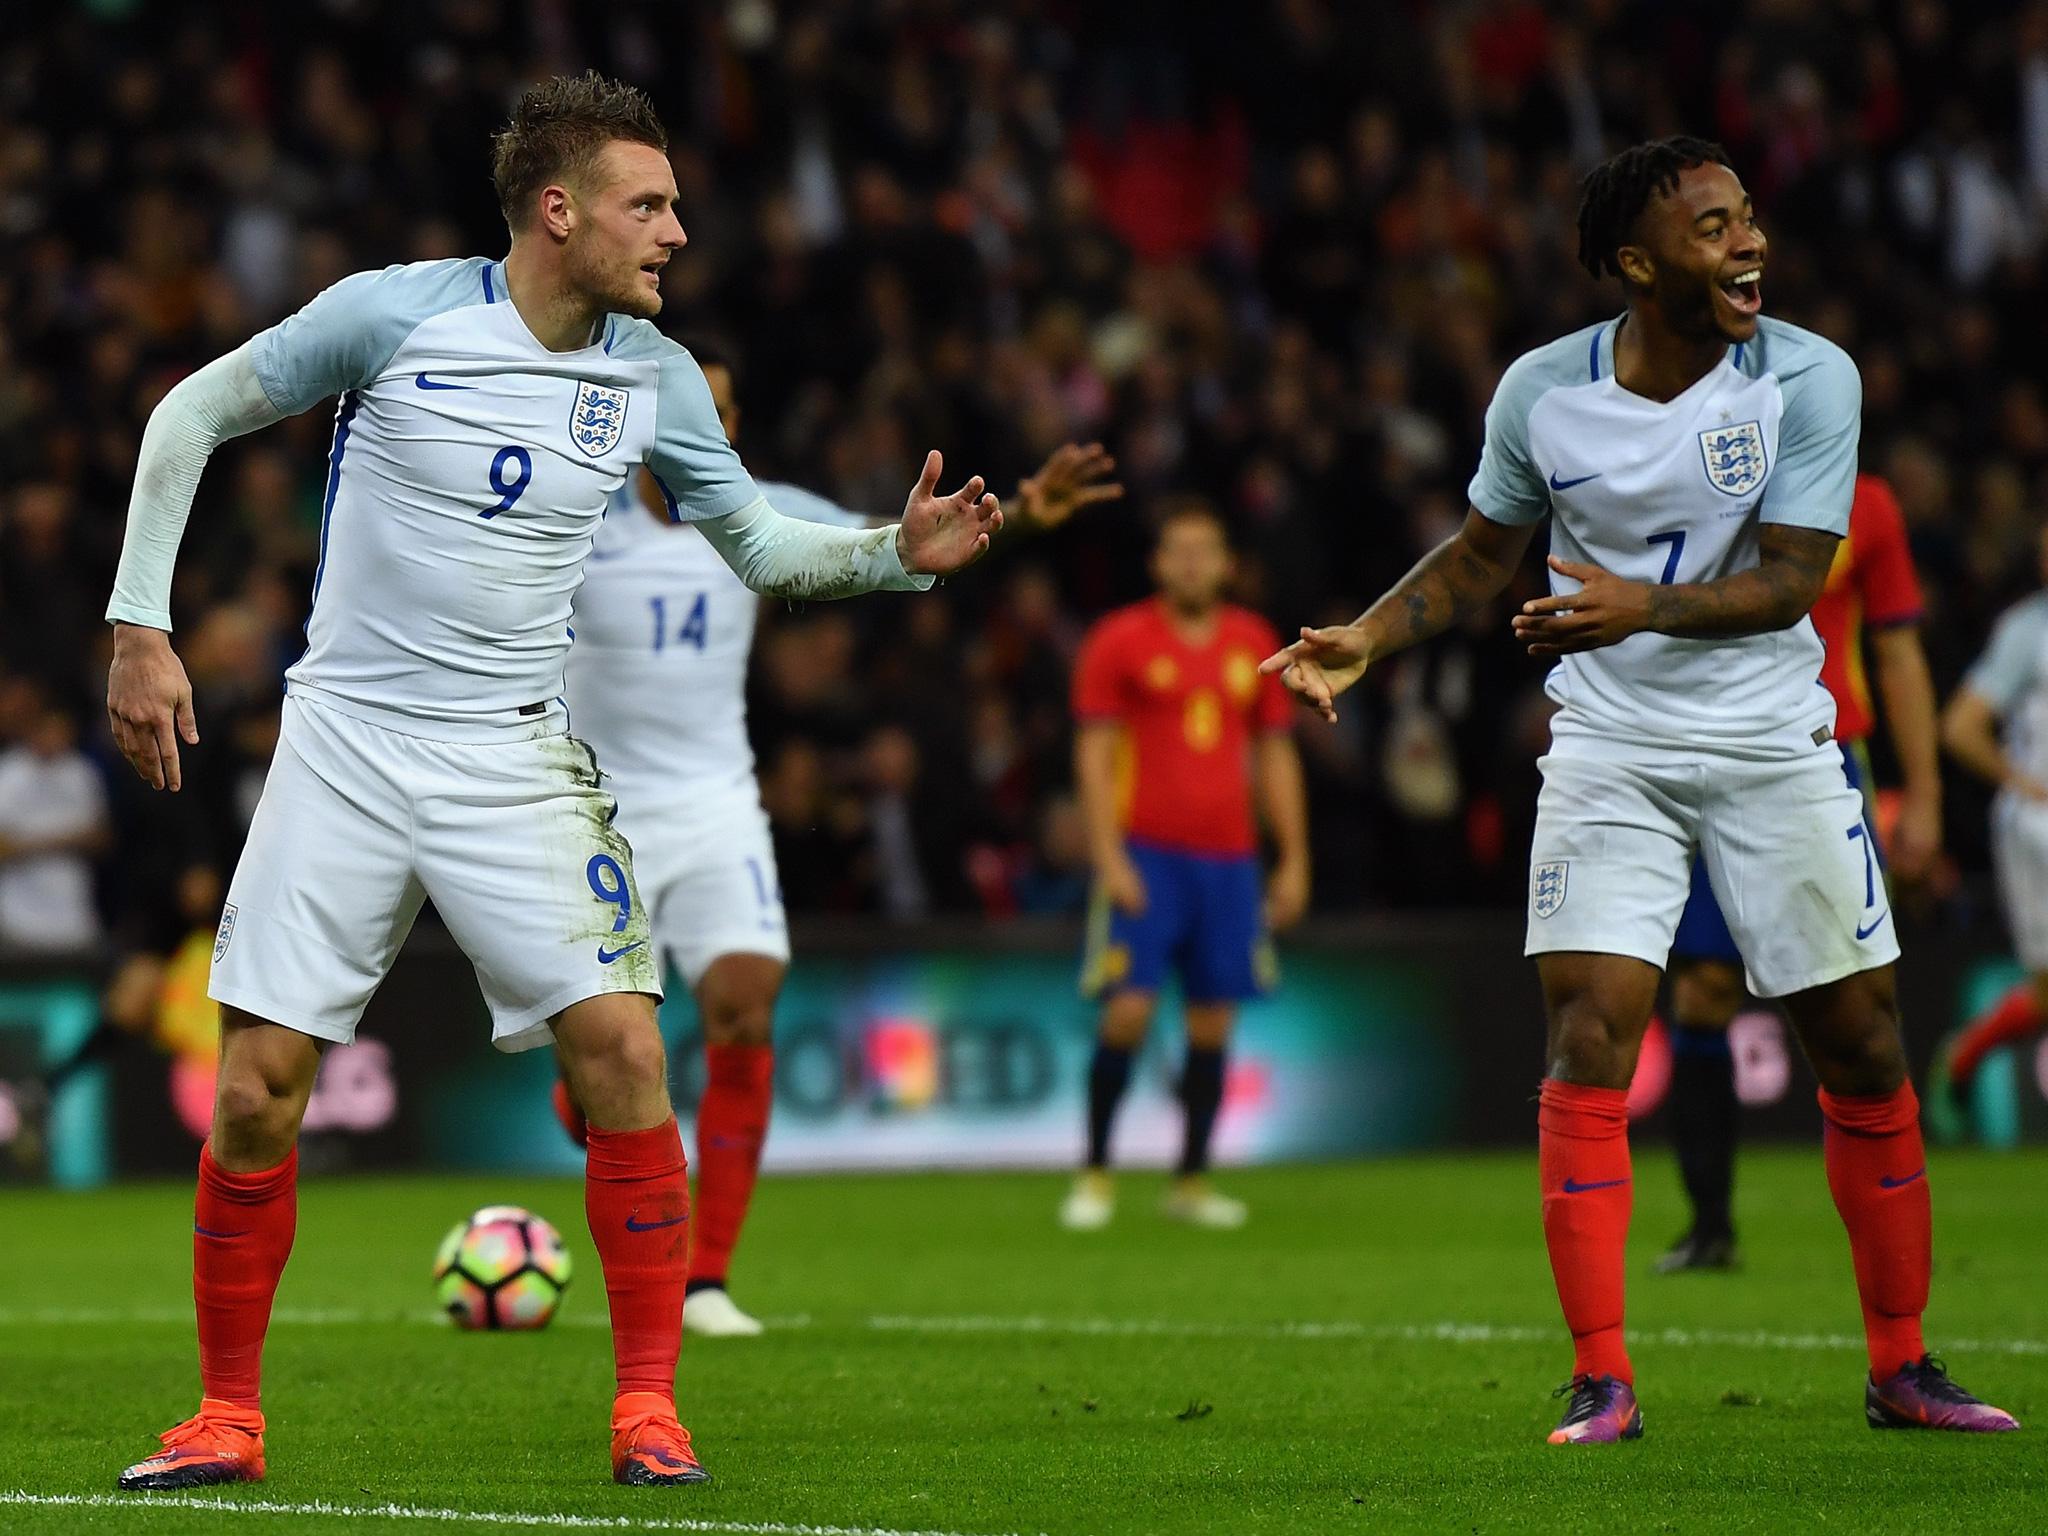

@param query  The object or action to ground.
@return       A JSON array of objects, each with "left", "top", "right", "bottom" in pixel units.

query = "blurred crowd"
[{"left": 1, "top": 0, "right": 2046, "bottom": 952}]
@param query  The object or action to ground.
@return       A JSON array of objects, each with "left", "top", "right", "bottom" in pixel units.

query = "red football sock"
[
  {"left": 585, "top": 1117, "right": 690, "bottom": 1402},
  {"left": 1819, "top": 1083, "right": 1929, "bottom": 1380},
  {"left": 193, "top": 1142, "right": 298, "bottom": 1410},
  {"left": 1538, "top": 1080, "right": 1634, "bottom": 1385},
  {"left": 689, "top": 1044, "right": 774, "bottom": 1288},
  {"left": 1950, "top": 984, "right": 2044, "bottom": 1083}
]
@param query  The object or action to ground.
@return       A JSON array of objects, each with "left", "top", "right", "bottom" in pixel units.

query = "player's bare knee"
[
  {"left": 1099, "top": 993, "right": 1154, "bottom": 1050},
  {"left": 1670, "top": 960, "right": 1742, "bottom": 1031},
  {"left": 1790, "top": 969, "right": 1907, "bottom": 1095},
  {"left": 1184, "top": 1005, "right": 1235, "bottom": 1051},
  {"left": 696, "top": 957, "right": 783, "bottom": 1047},
  {"left": 591, "top": 1023, "right": 668, "bottom": 1094},
  {"left": 1546, "top": 999, "right": 1644, "bottom": 1089}
]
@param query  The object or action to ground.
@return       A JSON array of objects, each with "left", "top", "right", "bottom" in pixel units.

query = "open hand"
[
  {"left": 1512, "top": 556, "right": 1652, "bottom": 656},
  {"left": 897, "top": 450, "right": 1003, "bottom": 577},
  {"left": 1015, "top": 443, "right": 1124, "bottom": 530},
  {"left": 108, "top": 624, "right": 199, "bottom": 791},
  {"left": 1259, "top": 623, "right": 1374, "bottom": 724}
]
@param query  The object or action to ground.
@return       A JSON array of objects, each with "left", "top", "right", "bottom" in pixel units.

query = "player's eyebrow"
[{"left": 1693, "top": 197, "right": 1751, "bottom": 225}]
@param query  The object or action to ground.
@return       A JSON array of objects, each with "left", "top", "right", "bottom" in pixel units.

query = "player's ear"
[
  {"left": 1614, "top": 242, "right": 1653, "bottom": 289},
  {"left": 537, "top": 183, "right": 576, "bottom": 243}
]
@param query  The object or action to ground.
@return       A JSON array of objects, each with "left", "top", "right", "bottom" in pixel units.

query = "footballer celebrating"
[
  {"left": 1265, "top": 138, "right": 2017, "bottom": 1443},
  {"left": 1063, "top": 500, "right": 1309, "bottom": 1231},
  {"left": 102, "top": 74, "right": 1000, "bottom": 1490},
  {"left": 557, "top": 342, "right": 1121, "bottom": 1336}
]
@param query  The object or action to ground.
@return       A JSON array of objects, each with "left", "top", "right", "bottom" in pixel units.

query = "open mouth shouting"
[{"left": 1717, "top": 266, "right": 1762, "bottom": 319}]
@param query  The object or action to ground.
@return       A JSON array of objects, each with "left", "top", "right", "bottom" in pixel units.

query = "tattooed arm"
[
  {"left": 1511, "top": 524, "right": 1840, "bottom": 658},
  {"left": 1261, "top": 509, "right": 1536, "bottom": 722}
]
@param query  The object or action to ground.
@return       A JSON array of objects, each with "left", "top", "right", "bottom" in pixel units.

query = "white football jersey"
[
  {"left": 1469, "top": 315, "right": 1861, "bottom": 759},
  {"left": 564, "top": 478, "right": 868, "bottom": 821},
  {"left": 1962, "top": 592, "right": 2048, "bottom": 791},
  {"left": 249, "top": 258, "right": 759, "bottom": 740}
]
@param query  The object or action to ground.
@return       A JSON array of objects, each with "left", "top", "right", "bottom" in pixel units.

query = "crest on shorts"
[
  {"left": 214, "top": 903, "right": 238, "bottom": 962},
  {"left": 1698, "top": 419, "right": 1766, "bottom": 497},
  {"left": 570, "top": 381, "right": 630, "bottom": 457},
  {"left": 1532, "top": 861, "right": 1569, "bottom": 920}
]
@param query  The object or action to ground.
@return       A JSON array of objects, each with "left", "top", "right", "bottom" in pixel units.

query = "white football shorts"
[
  {"left": 211, "top": 693, "right": 661, "bottom": 1051},
  {"left": 616, "top": 789, "right": 791, "bottom": 988},
  {"left": 1991, "top": 795, "right": 2048, "bottom": 972},
  {"left": 1524, "top": 738, "right": 1901, "bottom": 997}
]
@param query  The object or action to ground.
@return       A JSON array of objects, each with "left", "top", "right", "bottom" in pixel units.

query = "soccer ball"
[{"left": 432, "top": 1205, "right": 573, "bottom": 1331}]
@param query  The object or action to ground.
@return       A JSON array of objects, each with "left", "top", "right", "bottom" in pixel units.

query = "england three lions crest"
[
  {"left": 570, "top": 382, "right": 630, "bottom": 457},
  {"left": 1698, "top": 419, "right": 1766, "bottom": 497},
  {"left": 1531, "top": 861, "right": 1568, "bottom": 920}
]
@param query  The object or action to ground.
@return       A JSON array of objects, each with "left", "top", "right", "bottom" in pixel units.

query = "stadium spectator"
[{"left": 0, "top": 689, "right": 110, "bottom": 951}]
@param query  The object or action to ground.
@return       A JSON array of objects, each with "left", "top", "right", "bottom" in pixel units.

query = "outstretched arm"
[
  {"left": 107, "top": 342, "right": 284, "bottom": 790},
  {"left": 1261, "top": 508, "right": 1536, "bottom": 722},
  {"left": 697, "top": 450, "right": 1001, "bottom": 599}
]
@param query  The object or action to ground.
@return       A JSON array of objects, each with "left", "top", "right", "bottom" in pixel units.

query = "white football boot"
[
  {"left": 1161, "top": 1177, "right": 1247, "bottom": 1229},
  {"left": 683, "top": 1286, "right": 765, "bottom": 1337},
  {"left": 1059, "top": 1170, "right": 1116, "bottom": 1230}
]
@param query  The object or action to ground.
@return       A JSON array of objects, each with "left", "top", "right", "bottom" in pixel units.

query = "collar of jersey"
[
  {"left": 482, "top": 260, "right": 616, "bottom": 359},
  {"left": 1598, "top": 313, "right": 1739, "bottom": 406}
]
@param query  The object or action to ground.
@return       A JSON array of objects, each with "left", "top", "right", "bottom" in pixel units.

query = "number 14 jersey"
[{"left": 1468, "top": 314, "right": 1862, "bottom": 760}]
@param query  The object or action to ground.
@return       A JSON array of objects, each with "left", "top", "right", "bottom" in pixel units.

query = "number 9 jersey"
[{"left": 252, "top": 256, "right": 758, "bottom": 739}]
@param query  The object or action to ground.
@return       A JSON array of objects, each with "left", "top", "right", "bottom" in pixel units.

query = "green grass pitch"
[{"left": 2, "top": 1147, "right": 2044, "bottom": 1534}]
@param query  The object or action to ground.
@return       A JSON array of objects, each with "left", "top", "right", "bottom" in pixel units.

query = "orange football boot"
[
  {"left": 118, "top": 1399, "right": 266, "bottom": 1490},
  {"left": 610, "top": 1391, "right": 710, "bottom": 1485}
]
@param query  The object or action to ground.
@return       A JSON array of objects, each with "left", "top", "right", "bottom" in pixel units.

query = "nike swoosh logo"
[
  {"left": 1561, "top": 1177, "right": 1629, "bottom": 1194},
  {"left": 597, "top": 940, "right": 647, "bottom": 965},
  {"left": 1856, "top": 911, "right": 1890, "bottom": 941},
  {"left": 415, "top": 373, "right": 475, "bottom": 391},
  {"left": 1549, "top": 470, "right": 1602, "bottom": 490},
  {"left": 193, "top": 1224, "right": 248, "bottom": 1239},
  {"left": 625, "top": 1212, "right": 689, "bottom": 1232},
  {"left": 1879, "top": 1167, "right": 1925, "bottom": 1190}
]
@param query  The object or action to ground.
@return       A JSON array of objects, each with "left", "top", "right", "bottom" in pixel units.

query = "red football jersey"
[
  {"left": 1810, "top": 474, "right": 1924, "bottom": 743},
  {"left": 1072, "top": 599, "right": 1293, "bottom": 857}
]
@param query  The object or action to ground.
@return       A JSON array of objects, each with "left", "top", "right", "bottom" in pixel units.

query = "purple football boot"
[
  {"left": 1547, "top": 1375, "right": 1644, "bottom": 1445},
  {"left": 1867, "top": 1356, "right": 2020, "bottom": 1432}
]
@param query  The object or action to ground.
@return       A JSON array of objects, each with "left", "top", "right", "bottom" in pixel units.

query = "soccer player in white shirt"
[
  {"left": 1264, "top": 138, "right": 2017, "bottom": 1444},
  {"left": 1936, "top": 526, "right": 2048, "bottom": 1114},
  {"left": 557, "top": 342, "right": 1120, "bottom": 1337},
  {"left": 101, "top": 74, "right": 1002, "bottom": 1491}
]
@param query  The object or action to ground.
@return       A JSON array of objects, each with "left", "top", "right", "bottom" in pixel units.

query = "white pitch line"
[
  {"left": 0, "top": 1491, "right": 1039, "bottom": 1536},
  {"left": 862, "top": 1314, "right": 2048, "bottom": 1357},
  {"left": 2, "top": 1307, "right": 2043, "bottom": 1358}
]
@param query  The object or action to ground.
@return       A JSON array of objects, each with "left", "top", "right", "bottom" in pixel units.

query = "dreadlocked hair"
[{"left": 1575, "top": 136, "right": 1732, "bottom": 280}]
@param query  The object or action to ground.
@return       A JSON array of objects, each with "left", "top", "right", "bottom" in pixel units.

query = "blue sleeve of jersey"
[
  {"left": 645, "top": 349, "right": 761, "bottom": 524},
  {"left": 758, "top": 480, "right": 872, "bottom": 529},
  {"left": 1759, "top": 340, "right": 1860, "bottom": 535},
  {"left": 249, "top": 259, "right": 484, "bottom": 416},
  {"left": 1966, "top": 601, "right": 2048, "bottom": 716},
  {"left": 1466, "top": 354, "right": 1552, "bottom": 526}
]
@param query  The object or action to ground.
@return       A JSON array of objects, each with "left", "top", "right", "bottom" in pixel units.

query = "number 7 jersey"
[
  {"left": 1468, "top": 314, "right": 1861, "bottom": 760},
  {"left": 250, "top": 257, "right": 759, "bottom": 739}
]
